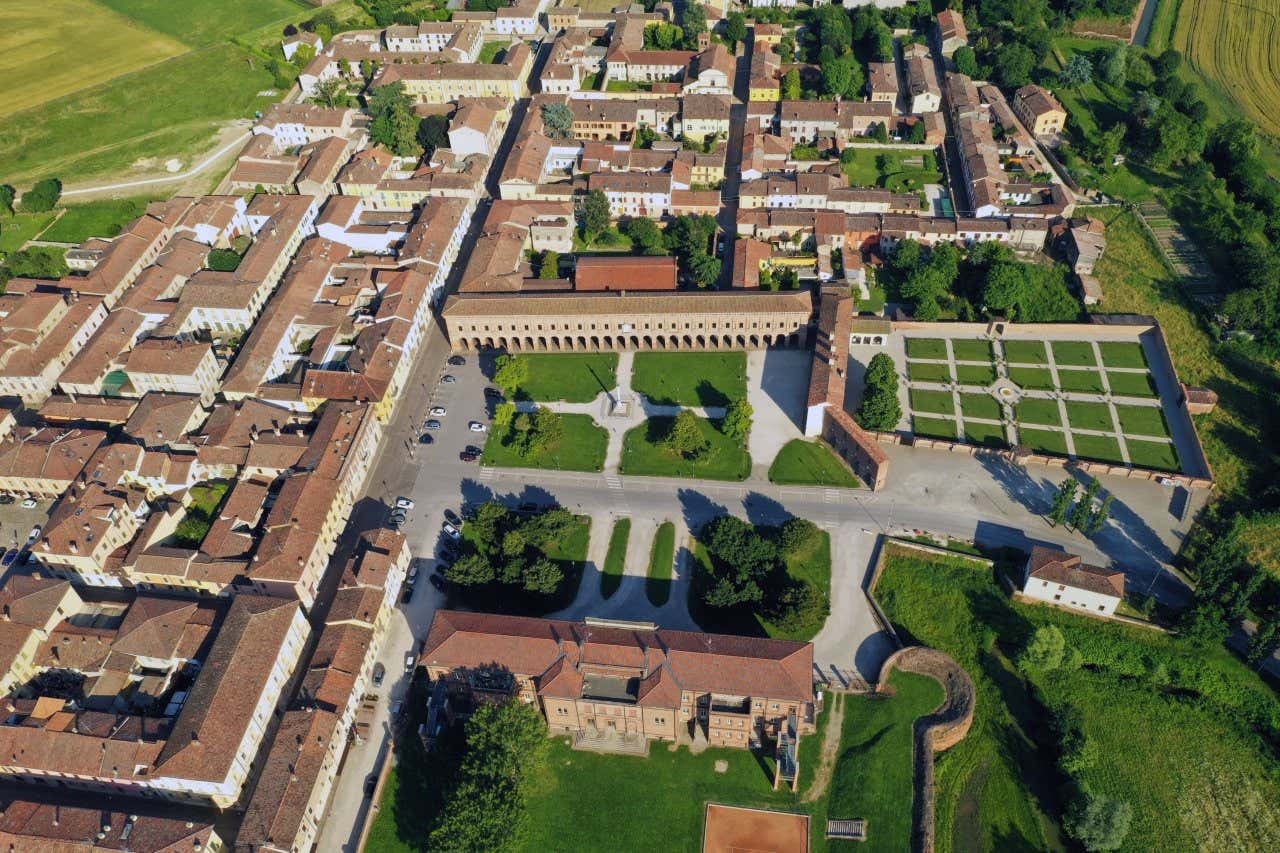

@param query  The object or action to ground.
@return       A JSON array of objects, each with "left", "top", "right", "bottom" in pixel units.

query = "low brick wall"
[
  {"left": 822, "top": 408, "right": 890, "bottom": 491},
  {"left": 876, "top": 646, "right": 977, "bottom": 853}
]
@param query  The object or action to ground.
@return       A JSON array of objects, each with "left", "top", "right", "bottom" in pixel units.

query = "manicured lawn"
[
  {"left": 906, "top": 360, "right": 951, "bottom": 383},
  {"left": 1071, "top": 432, "right": 1125, "bottom": 464},
  {"left": 39, "top": 196, "right": 157, "bottom": 243},
  {"left": 904, "top": 337, "right": 948, "bottom": 359},
  {"left": 510, "top": 353, "right": 618, "bottom": 403},
  {"left": 760, "top": 530, "right": 832, "bottom": 641},
  {"left": 478, "top": 41, "right": 506, "bottom": 63},
  {"left": 645, "top": 521, "right": 675, "bottom": 606},
  {"left": 1007, "top": 365, "right": 1055, "bottom": 391},
  {"left": 1018, "top": 427, "right": 1070, "bottom": 456},
  {"left": 620, "top": 416, "right": 750, "bottom": 481},
  {"left": 951, "top": 339, "right": 994, "bottom": 362},
  {"left": 1050, "top": 340, "right": 1097, "bottom": 366},
  {"left": 959, "top": 393, "right": 1002, "bottom": 422},
  {"left": 1064, "top": 400, "right": 1115, "bottom": 432},
  {"left": 1115, "top": 404, "right": 1171, "bottom": 439},
  {"left": 912, "top": 415, "right": 956, "bottom": 439},
  {"left": 1125, "top": 439, "right": 1181, "bottom": 472},
  {"left": 1098, "top": 340, "right": 1148, "bottom": 368},
  {"left": 768, "top": 440, "right": 860, "bottom": 488},
  {"left": 1016, "top": 397, "right": 1062, "bottom": 426},
  {"left": 167, "top": 480, "right": 229, "bottom": 547},
  {"left": 841, "top": 147, "right": 942, "bottom": 191},
  {"left": 909, "top": 388, "right": 955, "bottom": 416},
  {"left": 631, "top": 352, "right": 747, "bottom": 407},
  {"left": 573, "top": 228, "right": 633, "bottom": 253},
  {"left": 1055, "top": 367, "right": 1106, "bottom": 394},
  {"left": 954, "top": 363, "right": 996, "bottom": 386},
  {"left": 481, "top": 413, "right": 608, "bottom": 472},
  {"left": 1001, "top": 339, "right": 1047, "bottom": 364},
  {"left": 0, "top": 211, "right": 57, "bottom": 252},
  {"left": 963, "top": 420, "right": 1007, "bottom": 448},
  {"left": 600, "top": 518, "right": 631, "bottom": 599},
  {"left": 1106, "top": 370, "right": 1158, "bottom": 398}
]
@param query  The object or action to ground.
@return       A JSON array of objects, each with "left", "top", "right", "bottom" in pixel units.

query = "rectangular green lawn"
[
  {"left": 960, "top": 393, "right": 1002, "bottom": 421},
  {"left": 1071, "top": 432, "right": 1125, "bottom": 464},
  {"left": 913, "top": 415, "right": 957, "bottom": 439},
  {"left": 1106, "top": 370, "right": 1158, "bottom": 398},
  {"left": 39, "top": 196, "right": 158, "bottom": 243},
  {"left": 1055, "top": 368, "right": 1106, "bottom": 394},
  {"left": 909, "top": 388, "right": 955, "bottom": 416},
  {"left": 600, "top": 518, "right": 631, "bottom": 599},
  {"left": 646, "top": 521, "right": 676, "bottom": 606},
  {"left": 1125, "top": 438, "right": 1181, "bottom": 472},
  {"left": 1050, "top": 340, "right": 1097, "bottom": 366},
  {"left": 904, "top": 338, "right": 948, "bottom": 359},
  {"left": 0, "top": 211, "right": 57, "bottom": 252},
  {"left": 1065, "top": 400, "right": 1116, "bottom": 432},
  {"left": 954, "top": 363, "right": 997, "bottom": 385},
  {"left": 768, "top": 439, "right": 860, "bottom": 487},
  {"left": 620, "top": 416, "right": 750, "bottom": 480},
  {"left": 950, "top": 339, "right": 994, "bottom": 361},
  {"left": 1115, "top": 404, "right": 1171, "bottom": 439},
  {"left": 481, "top": 413, "right": 608, "bottom": 472},
  {"left": 631, "top": 352, "right": 746, "bottom": 407},
  {"left": 1001, "top": 339, "right": 1047, "bottom": 364},
  {"left": 1018, "top": 427, "right": 1070, "bottom": 456},
  {"left": 512, "top": 353, "right": 618, "bottom": 403},
  {"left": 1098, "top": 341, "right": 1148, "bottom": 368},
  {"left": 907, "top": 360, "right": 952, "bottom": 383},
  {"left": 1007, "top": 366, "right": 1056, "bottom": 391},
  {"left": 963, "top": 420, "right": 1008, "bottom": 448},
  {"left": 1016, "top": 397, "right": 1062, "bottom": 426}
]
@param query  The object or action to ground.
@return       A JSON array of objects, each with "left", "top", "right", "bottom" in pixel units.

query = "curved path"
[{"left": 61, "top": 131, "right": 251, "bottom": 197}]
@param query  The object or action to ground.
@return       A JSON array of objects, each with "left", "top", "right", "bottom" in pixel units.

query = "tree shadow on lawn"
[{"left": 696, "top": 378, "right": 730, "bottom": 409}]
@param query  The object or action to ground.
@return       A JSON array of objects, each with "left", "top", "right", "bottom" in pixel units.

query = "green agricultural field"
[
  {"left": 1001, "top": 339, "right": 1048, "bottom": 364},
  {"left": 1016, "top": 397, "right": 1063, "bottom": 427},
  {"left": 645, "top": 521, "right": 676, "bottom": 606},
  {"left": 1056, "top": 367, "right": 1106, "bottom": 394},
  {"left": 631, "top": 352, "right": 746, "bottom": 407},
  {"left": 959, "top": 393, "right": 1002, "bottom": 422},
  {"left": 509, "top": 353, "right": 618, "bottom": 403},
  {"left": 907, "top": 360, "right": 951, "bottom": 383},
  {"left": 1050, "top": 340, "right": 1097, "bottom": 366},
  {"left": 1007, "top": 365, "right": 1055, "bottom": 391},
  {"left": 1071, "top": 432, "right": 1124, "bottom": 464},
  {"left": 1018, "top": 426, "right": 1071, "bottom": 456},
  {"left": 96, "top": 0, "right": 307, "bottom": 46},
  {"left": 875, "top": 543, "right": 1280, "bottom": 852},
  {"left": 954, "top": 363, "right": 996, "bottom": 386},
  {"left": 39, "top": 196, "right": 158, "bottom": 243},
  {"left": 1115, "top": 404, "right": 1171, "bottom": 439},
  {"left": 1065, "top": 400, "right": 1115, "bottom": 432},
  {"left": 600, "top": 518, "right": 631, "bottom": 599},
  {"left": 963, "top": 420, "right": 1007, "bottom": 448},
  {"left": 1106, "top": 370, "right": 1158, "bottom": 398},
  {"left": 909, "top": 389, "right": 954, "bottom": 416},
  {"left": 950, "top": 339, "right": 994, "bottom": 362},
  {"left": 481, "top": 414, "right": 608, "bottom": 472},
  {"left": 0, "top": 211, "right": 57, "bottom": 253},
  {"left": 904, "top": 338, "right": 948, "bottom": 360},
  {"left": 0, "top": 0, "right": 186, "bottom": 119},
  {"left": 1126, "top": 438, "right": 1181, "bottom": 472},
  {"left": 769, "top": 440, "right": 860, "bottom": 488},
  {"left": 1098, "top": 341, "right": 1148, "bottom": 369},
  {"left": 912, "top": 415, "right": 957, "bottom": 439},
  {"left": 620, "top": 416, "right": 750, "bottom": 481}
]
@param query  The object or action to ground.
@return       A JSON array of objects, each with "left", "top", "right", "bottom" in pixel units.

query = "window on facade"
[{"left": 1053, "top": 594, "right": 1061, "bottom": 601}]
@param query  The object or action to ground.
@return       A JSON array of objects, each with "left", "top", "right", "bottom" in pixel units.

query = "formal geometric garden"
[{"left": 899, "top": 335, "right": 1185, "bottom": 473}]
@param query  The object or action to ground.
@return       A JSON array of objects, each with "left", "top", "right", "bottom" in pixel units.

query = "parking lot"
[{"left": 0, "top": 498, "right": 51, "bottom": 571}]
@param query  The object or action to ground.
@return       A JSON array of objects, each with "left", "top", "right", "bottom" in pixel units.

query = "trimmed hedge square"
[
  {"left": 1115, "top": 404, "right": 1171, "bottom": 439},
  {"left": 1099, "top": 341, "right": 1148, "bottom": 369},
  {"left": 1018, "top": 427, "right": 1070, "bottom": 456},
  {"left": 907, "top": 360, "right": 952, "bottom": 383},
  {"left": 1051, "top": 340, "right": 1098, "bottom": 366},
  {"left": 1107, "top": 370, "right": 1158, "bottom": 398},
  {"left": 1016, "top": 397, "right": 1063, "bottom": 427},
  {"left": 909, "top": 389, "right": 955, "bottom": 416},
  {"left": 951, "top": 339, "right": 994, "bottom": 362},
  {"left": 905, "top": 338, "right": 948, "bottom": 359},
  {"left": 1126, "top": 439, "right": 1181, "bottom": 472},
  {"left": 960, "top": 393, "right": 1003, "bottom": 421},
  {"left": 1008, "top": 366, "right": 1056, "bottom": 391},
  {"left": 1065, "top": 401, "right": 1115, "bottom": 432},
  {"left": 1071, "top": 433, "right": 1125, "bottom": 464},
  {"left": 955, "top": 363, "right": 997, "bottom": 386},
  {"left": 912, "top": 416, "right": 957, "bottom": 439},
  {"left": 1056, "top": 368, "right": 1107, "bottom": 394},
  {"left": 1002, "top": 340, "right": 1048, "bottom": 364}
]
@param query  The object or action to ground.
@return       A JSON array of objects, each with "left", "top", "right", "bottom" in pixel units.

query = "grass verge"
[
  {"left": 481, "top": 413, "right": 607, "bottom": 472},
  {"left": 510, "top": 353, "right": 618, "bottom": 403},
  {"left": 631, "top": 352, "right": 747, "bottom": 407},
  {"left": 768, "top": 439, "right": 861, "bottom": 487},
  {"left": 620, "top": 416, "right": 750, "bottom": 481},
  {"left": 600, "top": 518, "right": 631, "bottom": 599},
  {"left": 645, "top": 521, "right": 675, "bottom": 606}
]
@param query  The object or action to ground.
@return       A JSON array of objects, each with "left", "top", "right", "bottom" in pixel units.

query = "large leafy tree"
[
  {"left": 369, "top": 82, "right": 421, "bottom": 156},
  {"left": 493, "top": 354, "right": 528, "bottom": 396},
  {"left": 541, "top": 102, "right": 573, "bottom": 139},
  {"left": 417, "top": 113, "right": 450, "bottom": 156},
  {"left": 580, "top": 189, "right": 611, "bottom": 240},
  {"left": 1065, "top": 792, "right": 1133, "bottom": 852},
  {"left": 720, "top": 399, "right": 753, "bottom": 441},
  {"left": 20, "top": 178, "right": 61, "bottom": 213},
  {"left": 664, "top": 410, "right": 709, "bottom": 459},
  {"left": 856, "top": 353, "right": 902, "bottom": 431}
]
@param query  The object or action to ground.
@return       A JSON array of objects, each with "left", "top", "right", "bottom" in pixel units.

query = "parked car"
[
  {"left": 484, "top": 386, "right": 503, "bottom": 398},
  {"left": 404, "top": 651, "right": 416, "bottom": 672},
  {"left": 448, "top": 355, "right": 465, "bottom": 366},
  {"left": 444, "top": 509, "right": 461, "bottom": 526},
  {"left": 442, "top": 522, "right": 460, "bottom": 539},
  {"left": 424, "top": 419, "right": 441, "bottom": 430},
  {"left": 429, "top": 406, "right": 447, "bottom": 417},
  {"left": 364, "top": 775, "right": 377, "bottom": 799},
  {"left": 468, "top": 421, "right": 487, "bottom": 432},
  {"left": 26, "top": 527, "right": 40, "bottom": 546},
  {"left": 440, "top": 374, "right": 456, "bottom": 384},
  {"left": 401, "top": 585, "right": 414, "bottom": 604},
  {"left": 459, "top": 452, "right": 478, "bottom": 463},
  {"left": 372, "top": 662, "right": 386, "bottom": 686},
  {"left": 1, "top": 550, "right": 17, "bottom": 568},
  {"left": 438, "top": 542, "right": 459, "bottom": 560},
  {"left": 465, "top": 445, "right": 483, "bottom": 456},
  {"left": 0, "top": 494, "right": 13, "bottom": 505},
  {"left": 390, "top": 700, "right": 404, "bottom": 717},
  {"left": 429, "top": 573, "right": 446, "bottom": 591},
  {"left": 407, "top": 562, "right": 419, "bottom": 583},
  {"left": 20, "top": 499, "right": 37, "bottom": 509},
  {"left": 395, "top": 496, "right": 415, "bottom": 510},
  {"left": 419, "top": 433, "right": 434, "bottom": 444}
]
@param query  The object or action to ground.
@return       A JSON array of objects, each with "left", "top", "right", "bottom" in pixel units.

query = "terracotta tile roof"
[
  {"left": 575, "top": 256, "right": 678, "bottom": 291},
  {"left": 0, "top": 798, "right": 218, "bottom": 852},
  {"left": 1026, "top": 546, "right": 1124, "bottom": 598},
  {"left": 237, "top": 707, "right": 340, "bottom": 851}
]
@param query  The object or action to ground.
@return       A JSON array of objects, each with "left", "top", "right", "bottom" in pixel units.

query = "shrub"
[
  {"left": 19, "top": 178, "right": 61, "bottom": 213},
  {"left": 856, "top": 352, "right": 902, "bottom": 431},
  {"left": 1065, "top": 792, "right": 1132, "bottom": 852}
]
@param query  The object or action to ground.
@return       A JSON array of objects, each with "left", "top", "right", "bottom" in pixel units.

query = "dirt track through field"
[{"left": 802, "top": 693, "right": 845, "bottom": 803}]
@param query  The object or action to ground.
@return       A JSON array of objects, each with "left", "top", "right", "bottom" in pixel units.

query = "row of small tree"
[{"left": 1048, "top": 477, "right": 1113, "bottom": 537}]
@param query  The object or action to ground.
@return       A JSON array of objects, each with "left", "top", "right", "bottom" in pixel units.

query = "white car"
[
  {"left": 468, "top": 421, "right": 487, "bottom": 432},
  {"left": 442, "top": 522, "right": 460, "bottom": 539},
  {"left": 20, "top": 499, "right": 37, "bottom": 509},
  {"left": 395, "top": 497, "right": 415, "bottom": 510},
  {"left": 26, "top": 526, "right": 40, "bottom": 545},
  {"left": 429, "top": 406, "right": 447, "bottom": 417}
]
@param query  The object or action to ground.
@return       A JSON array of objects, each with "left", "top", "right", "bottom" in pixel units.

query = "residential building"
[
  {"left": 905, "top": 52, "right": 942, "bottom": 113},
  {"left": 867, "top": 61, "right": 899, "bottom": 104},
  {"left": 0, "top": 799, "right": 222, "bottom": 852},
  {"left": 934, "top": 9, "right": 968, "bottom": 57},
  {"left": 1021, "top": 546, "right": 1125, "bottom": 616},
  {"left": 1013, "top": 84, "right": 1067, "bottom": 139}
]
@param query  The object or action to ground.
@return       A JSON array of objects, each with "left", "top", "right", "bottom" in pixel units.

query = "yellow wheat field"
[{"left": 1174, "top": 0, "right": 1280, "bottom": 138}]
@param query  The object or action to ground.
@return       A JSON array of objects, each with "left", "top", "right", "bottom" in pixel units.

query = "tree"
[
  {"left": 779, "top": 517, "right": 819, "bottom": 555},
  {"left": 1065, "top": 792, "right": 1133, "bottom": 852},
  {"left": 539, "top": 250, "right": 560, "bottom": 279},
  {"left": 994, "top": 43, "right": 1036, "bottom": 88},
  {"left": 624, "top": 216, "right": 665, "bottom": 255},
  {"left": 369, "top": 82, "right": 420, "bottom": 156},
  {"left": 312, "top": 76, "right": 346, "bottom": 108},
  {"left": 522, "top": 557, "right": 563, "bottom": 594},
  {"left": 1086, "top": 495, "right": 1113, "bottom": 537},
  {"left": 700, "top": 515, "right": 777, "bottom": 608},
  {"left": 778, "top": 35, "right": 796, "bottom": 63},
  {"left": 632, "top": 124, "right": 656, "bottom": 149},
  {"left": 541, "top": 102, "right": 573, "bottom": 139},
  {"left": 665, "top": 410, "right": 709, "bottom": 459},
  {"left": 822, "top": 53, "right": 864, "bottom": 100},
  {"left": 954, "top": 45, "right": 979, "bottom": 78},
  {"left": 1070, "top": 478, "right": 1101, "bottom": 531},
  {"left": 20, "top": 178, "right": 61, "bottom": 213},
  {"left": 812, "top": 4, "right": 852, "bottom": 56},
  {"left": 1247, "top": 613, "right": 1280, "bottom": 668},
  {"left": 869, "top": 122, "right": 890, "bottom": 143},
  {"left": 721, "top": 398, "right": 753, "bottom": 441},
  {"left": 1017, "top": 625, "right": 1066, "bottom": 672},
  {"left": 908, "top": 120, "right": 927, "bottom": 144},
  {"left": 856, "top": 352, "right": 902, "bottom": 431},
  {"left": 1049, "top": 479, "right": 1079, "bottom": 526},
  {"left": 360, "top": 58, "right": 376, "bottom": 86},
  {"left": 3, "top": 247, "right": 68, "bottom": 280},
  {"left": 1102, "top": 44, "right": 1127, "bottom": 86},
  {"left": 689, "top": 252, "right": 721, "bottom": 288},
  {"left": 1060, "top": 54, "right": 1093, "bottom": 87},
  {"left": 417, "top": 113, "right": 450, "bottom": 155},
  {"left": 782, "top": 68, "right": 802, "bottom": 101},
  {"left": 723, "top": 12, "right": 747, "bottom": 50},
  {"left": 0, "top": 184, "right": 15, "bottom": 216},
  {"left": 446, "top": 552, "right": 496, "bottom": 586},
  {"left": 1153, "top": 48, "right": 1182, "bottom": 79},
  {"left": 580, "top": 189, "right": 610, "bottom": 240},
  {"left": 493, "top": 401, "right": 516, "bottom": 428},
  {"left": 493, "top": 354, "right": 528, "bottom": 396},
  {"left": 680, "top": 2, "right": 706, "bottom": 50}
]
